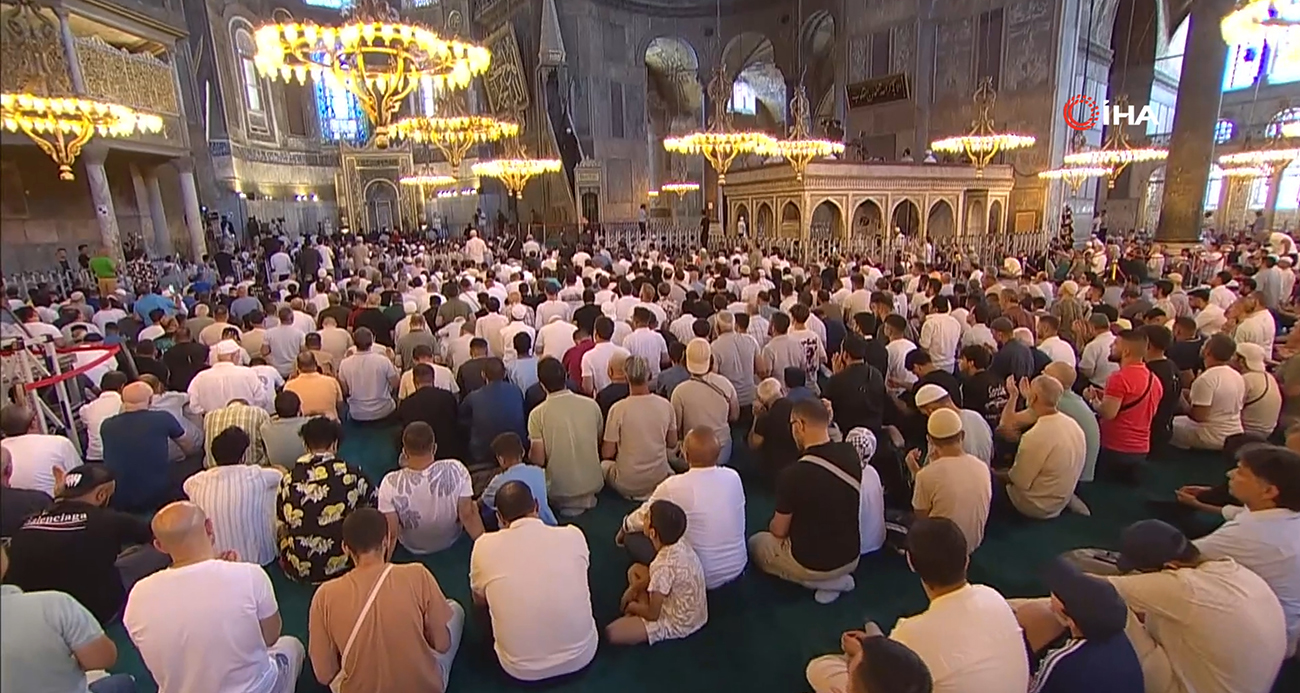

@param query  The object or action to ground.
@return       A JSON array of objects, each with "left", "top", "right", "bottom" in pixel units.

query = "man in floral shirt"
[{"left": 277, "top": 417, "right": 375, "bottom": 584}]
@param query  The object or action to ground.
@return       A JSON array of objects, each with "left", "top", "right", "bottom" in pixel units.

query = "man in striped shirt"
[
  {"left": 203, "top": 400, "right": 271, "bottom": 467},
  {"left": 183, "top": 428, "right": 282, "bottom": 566}
]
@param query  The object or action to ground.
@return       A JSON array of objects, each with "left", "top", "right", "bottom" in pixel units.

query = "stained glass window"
[
  {"left": 1213, "top": 119, "right": 1235, "bottom": 144},
  {"left": 315, "top": 77, "right": 368, "bottom": 143},
  {"left": 1223, "top": 2, "right": 1300, "bottom": 91}
]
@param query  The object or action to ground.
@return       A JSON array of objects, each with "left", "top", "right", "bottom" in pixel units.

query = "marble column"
[
  {"left": 83, "top": 147, "right": 124, "bottom": 264},
  {"left": 176, "top": 159, "right": 207, "bottom": 260},
  {"left": 128, "top": 164, "right": 156, "bottom": 256},
  {"left": 1262, "top": 166, "right": 1286, "bottom": 230},
  {"left": 1154, "top": 0, "right": 1235, "bottom": 244},
  {"left": 53, "top": 7, "right": 87, "bottom": 93},
  {"left": 144, "top": 167, "right": 174, "bottom": 257}
]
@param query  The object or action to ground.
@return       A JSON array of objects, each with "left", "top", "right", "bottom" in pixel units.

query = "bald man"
[
  {"left": 993, "top": 375, "right": 1088, "bottom": 520},
  {"left": 125, "top": 502, "right": 305, "bottom": 693},
  {"left": 101, "top": 381, "right": 196, "bottom": 513},
  {"left": 617, "top": 427, "right": 748, "bottom": 589}
]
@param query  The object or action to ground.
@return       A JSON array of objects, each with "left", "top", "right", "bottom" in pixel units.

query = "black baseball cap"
[
  {"left": 858, "top": 636, "right": 933, "bottom": 693},
  {"left": 57, "top": 464, "right": 115, "bottom": 499},
  {"left": 1042, "top": 557, "right": 1129, "bottom": 639}
]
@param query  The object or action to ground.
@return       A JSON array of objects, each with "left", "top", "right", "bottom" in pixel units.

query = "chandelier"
[
  {"left": 663, "top": 63, "right": 775, "bottom": 185},
  {"left": 1218, "top": 138, "right": 1300, "bottom": 171},
  {"left": 390, "top": 115, "right": 518, "bottom": 169},
  {"left": 761, "top": 86, "right": 845, "bottom": 181},
  {"left": 471, "top": 135, "right": 561, "bottom": 198},
  {"left": 1037, "top": 166, "right": 1112, "bottom": 192},
  {"left": 930, "top": 78, "right": 1035, "bottom": 173},
  {"left": 1221, "top": 165, "right": 1273, "bottom": 177},
  {"left": 0, "top": 94, "right": 163, "bottom": 181},
  {"left": 1222, "top": 1, "right": 1300, "bottom": 46},
  {"left": 398, "top": 169, "right": 456, "bottom": 187},
  {"left": 1062, "top": 96, "right": 1167, "bottom": 188},
  {"left": 660, "top": 181, "right": 701, "bottom": 194},
  {"left": 253, "top": 0, "right": 491, "bottom": 149}
]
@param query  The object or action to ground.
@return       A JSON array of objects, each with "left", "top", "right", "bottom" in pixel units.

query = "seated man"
[
  {"left": 602, "top": 356, "right": 676, "bottom": 500},
  {"left": 0, "top": 544, "right": 137, "bottom": 693},
  {"left": 1171, "top": 333, "right": 1245, "bottom": 451},
  {"left": 259, "top": 391, "right": 308, "bottom": 469},
  {"left": 379, "top": 422, "right": 483, "bottom": 555},
  {"left": 607, "top": 500, "right": 708, "bottom": 647},
  {"left": 469, "top": 481, "right": 598, "bottom": 682},
  {"left": 1181, "top": 444, "right": 1300, "bottom": 657},
  {"left": 807, "top": 518, "right": 1027, "bottom": 693},
  {"left": 1102, "top": 519, "right": 1288, "bottom": 693},
  {"left": 279, "top": 417, "right": 375, "bottom": 584},
  {"left": 1011, "top": 559, "right": 1144, "bottom": 693},
  {"left": 101, "top": 382, "right": 196, "bottom": 513},
  {"left": 904, "top": 409, "right": 992, "bottom": 553},
  {"left": 619, "top": 427, "right": 747, "bottom": 589},
  {"left": 125, "top": 502, "right": 305, "bottom": 693},
  {"left": 5, "top": 464, "right": 160, "bottom": 625},
  {"left": 183, "top": 428, "right": 283, "bottom": 566},
  {"left": 1, "top": 445, "right": 52, "bottom": 539},
  {"left": 749, "top": 399, "right": 861, "bottom": 604},
  {"left": 308, "top": 508, "right": 463, "bottom": 692},
  {"left": 913, "top": 383, "right": 993, "bottom": 465},
  {"left": 203, "top": 398, "right": 271, "bottom": 468},
  {"left": 463, "top": 358, "right": 528, "bottom": 470},
  {"left": 0, "top": 403, "right": 83, "bottom": 496},
  {"left": 993, "top": 375, "right": 1087, "bottom": 520},
  {"left": 480, "top": 432, "right": 556, "bottom": 528},
  {"left": 805, "top": 631, "right": 933, "bottom": 693}
]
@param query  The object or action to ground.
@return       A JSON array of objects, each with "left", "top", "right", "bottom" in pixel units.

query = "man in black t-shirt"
[
  {"left": 824, "top": 335, "right": 886, "bottom": 433},
  {"left": 958, "top": 344, "right": 1008, "bottom": 431},
  {"left": 751, "top": 387, "right": 800, "bottom": 490},
  {"left": 4, "top": 464, "right": 160, "bottom": 624},
  {"left": 750, "top": 399, "right": 861, "bottom": 604},
  {"left": 398, "top": 364, "right": 466, "bottom": 462}
]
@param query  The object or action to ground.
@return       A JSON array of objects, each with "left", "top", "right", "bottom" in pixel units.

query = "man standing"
[{"left": 469, "top": 481, "right": 597, "bottom": 682}]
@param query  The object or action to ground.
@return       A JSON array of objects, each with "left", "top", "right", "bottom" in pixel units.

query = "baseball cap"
[
  {"left": 926, "top": 407, "right": 963, "bottom": 439},
  {"left": 1236, "top": 342, "right": 1268, "bottom": 372},
  {"left": 58, "top": 464, "right": 115, "bottom": 499},
  {"left": 1116, "top": 519, "right": 1191, "bottom": 573},
  {"left": 685, "top": 338, "right": 712, "bottom": 375},
  {"left": 914, "top": 383, "right": 951, "bottom": 408},
  {"left": 1042, "top": 557, "right": 1129, "bottom": 640},
  {"left": 856, "top": 636, "right": 934, "bottom": 693}
]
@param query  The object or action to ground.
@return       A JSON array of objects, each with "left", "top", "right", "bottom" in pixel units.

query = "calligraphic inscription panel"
[
  {"left": 0, "top": 3, "right": 73, "bottom": 95},
  {"left": 77, "top": 36, "right": 180, "bottom": 116},
  {"left": 846, "top": 74, "right": 911, "bottom": 109},
  {"left": 483, "top": 23, "right": 529, "bottom": 117}
]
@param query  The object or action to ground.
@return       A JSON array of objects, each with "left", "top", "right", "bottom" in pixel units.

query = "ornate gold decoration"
[
  {"left": 1037, "top": 166, "right": 1111, "bottom": 192},
  {"left": 390, "top": 114, "right": 519, "bottom": 169},
  {"left": 663, "top": 63, "right": 776, "bottom": 185},
  {"left": 472, "top": 133, "right": 561, "bottom": 198},
  {"left": 481, "top": 22, "right": 528, "bottom": 116},
  {"left": 1218, "top": 134, "right": 1300, "bottom": 174},
  {"left": 0, "top": 0, "right": 73, "bottom": 97},
  {"left": 761, "top": 86, "right": 845, "bottom": 181},
  {"left": 253, "top": 0, "right": 491, "bottom": 148},
  {"left": 76, "top": 36, "right": 180, "bottom": 116},
  {"left": 1, "top": 94, "right": 164, "bottom": 180},
  {"left": 930, "top": 77, "right": 1036, "bottom": 173},
  {"left": 1062, "top": 96, "right": 1167, "bottom": 188}
]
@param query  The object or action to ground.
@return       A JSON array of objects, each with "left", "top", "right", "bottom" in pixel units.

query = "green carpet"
[{"left": 106, "top": 426, "right": 1299, "bottom": 692}]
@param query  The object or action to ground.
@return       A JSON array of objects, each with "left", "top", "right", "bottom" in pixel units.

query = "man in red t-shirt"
[
  {"left": 562, "top": 325, "right": 595, "bottom": 386},
  {"left": 1087, "top": 329, "right": 1162, "bottom": 484}
]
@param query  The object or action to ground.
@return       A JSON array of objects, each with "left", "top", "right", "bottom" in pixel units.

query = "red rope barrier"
[{"left": 10, "top": 344, "right": 122, "bottom": 391}]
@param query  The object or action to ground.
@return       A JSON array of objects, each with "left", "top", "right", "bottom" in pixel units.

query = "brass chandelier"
[
  {"left": 1218, "top": 135, "right": 1299, "bottom": 173},
  {"left": 1062, "top": 96, "right": 1167, "bottom": 188},
  {"left": 930, "top": 78, "right": 1035, "bottom": 173},
  {"left": 471, "top": 132, "right": 561, "bottom": 198},
  {"left": 253, "top": 0, "right": 491, "bottom": 149},
  {"left": 390, "top": 114, "right": 519, "bottom": 170},
  {"left": 1037, "top": 166, "right": 1112, "bottom": 192},
  {"left": 760, "top": 0, "right": 844, "bottom": 180}
]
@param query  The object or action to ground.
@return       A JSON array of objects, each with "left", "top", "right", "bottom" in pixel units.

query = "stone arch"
[
  {"left": 735, "top": 203, "right": 750, "bottom": 235},
  {"left": 966, "top": 199, "right": 985, "bottom": 236},
  {"left": 364, "top": 178, "right": 400, "bottom": 233},
  {"left": 780, "top": 201, "right": 802, "bottom": 238},
  {"left": 852, "top": 199, "right": 884, "bottom": 236},
  {"left": 927, "top": 200, "right": 956, "bottom": 241},
  {"left": 800, "top": 10, "right": 837, "bottom": 127},
  {"left": 989, "top": 200, "right": 1004, "bottom": 235},
  {"left": 646, "top": 36, "right": 705, "bottom": 188},
  {"left": 756, "top": 202, "right": 774, "bottom": 237},
  {"left": 891, "top": 199, "right": 921, "bottom": 236},
  {"left": 810, "top": 199, "right": 844, "bottom": 240},
  {"left": 722, "top": 32, "right": 786, "bottom": 132}
]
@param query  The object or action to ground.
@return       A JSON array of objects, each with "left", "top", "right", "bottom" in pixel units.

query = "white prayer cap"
[{"left": 212, "top": 340, "right": 242, "bottom": 357}]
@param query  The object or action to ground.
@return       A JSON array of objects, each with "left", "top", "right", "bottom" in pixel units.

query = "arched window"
[
  {"left": 304, "top": 0, "right": 349, "bottom": 9},
  {"left": 1248, "top": 175, "right": 1271, "bottom": 210},
  {"left": 1213, "top": 119, "right": 1235, "bottom": 144},
  {"left": 314, "top": 74, "right": 368, "bottom": 143},
  {"left": 1267, "top": 108, "right": 1300, "bottom": 138},
  {"left": 1224, "top": 3, "right": 1299, "bottom": 91},
  {"left": 1205, "top": 165, "right": 1224, "bottom": 211},
  {"left": 729, "top": 81, "right": 757, "bottom": 116},
  {"left": 1278, "top": 160, "right": 1300, "bottom": 212},
  {"left": 231, "top": 20, "right": 271, "bottom": 135}
]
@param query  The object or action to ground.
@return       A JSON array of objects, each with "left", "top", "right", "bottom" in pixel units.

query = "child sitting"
[
  {"left": 479, "top": 432, "right": 556, "bottom": 530},
  {"left": 607, "top": 500, "right": 707, "bottom": 646}
]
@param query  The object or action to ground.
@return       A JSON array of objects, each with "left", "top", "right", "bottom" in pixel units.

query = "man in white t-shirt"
[
  {"left": 806, "top": 517, "right": 1027, "bottom": 693},
  {"left": 580, "top": 317, "right": 630, "bottom": 395},
  {"left": 379, "top": 422, "right": 483, "bottom": 555},
  {"left": 465, "top": 230, "right": 488, "bottom": 265},
  {"left": 919, "top": 296, "right": 963, "bottom": 372},
  {"left": 124, "top": 502, "right": 305, "bottom": 693},
  {"left": 470, "top": 481, "right": 598, "bottom": 682},
  {"left": 1172, "top": 334, "right": 1245, "bottom": 451},
  {"left": 1189, "top": 288, "right": 1227, "bottom": 336},
  {"left": 1232, "top": 291, "right": 1276, "bottom": 358},
  {"left": 0, "top": 404, "right": 83, "bottom": 496}
]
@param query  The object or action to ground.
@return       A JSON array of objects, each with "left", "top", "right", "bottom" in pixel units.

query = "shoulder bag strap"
[
  {"left": 337, "top": 564, "right": 395, "bottom": 682},
  {"left": 691, "top": 375, "right": 731, "bottom": 403},
  {"left": 1117, "top": 373, "right": 1155, "bottom": 413},
  {"left": 799, "top": 454, "right": 861, "bottom": 493},
  {"left": 1244, "top": 373, "right": 1273, "bottom": 408}
]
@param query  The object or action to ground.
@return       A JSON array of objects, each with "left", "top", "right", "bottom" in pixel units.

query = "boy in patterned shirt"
[{"left": 606, "top": 500, "right": 707, "bottom": 646}]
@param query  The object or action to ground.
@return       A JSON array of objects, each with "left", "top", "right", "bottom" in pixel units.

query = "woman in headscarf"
[{"left": 845, "top": 427, "right": 886, "bottom": 556}]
